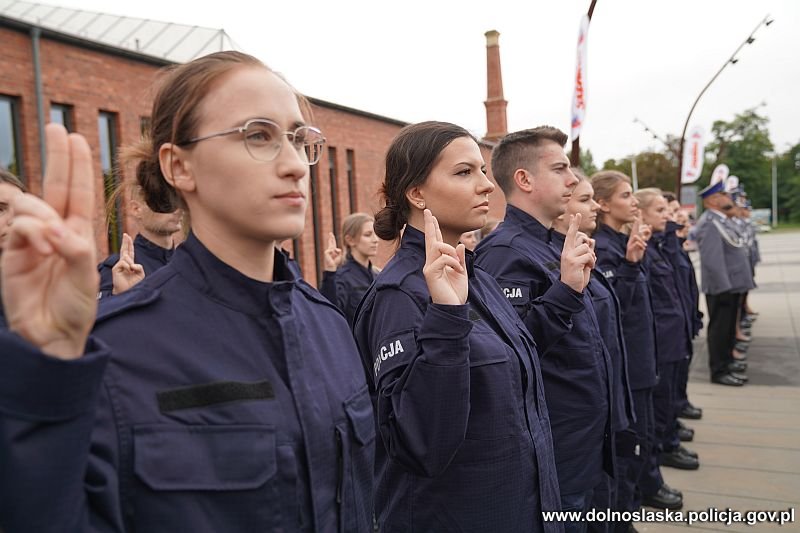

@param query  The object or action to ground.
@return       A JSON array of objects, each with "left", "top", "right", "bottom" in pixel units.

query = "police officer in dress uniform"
[
  {"left": 693, "top": 180, "right": 754, "bottom": 386},
  {"left": 0, "top": 52, "right": 375, "bottom": 533},
  {"left": 354, "top": 122, "right": 562, "bottom": 533},
  {"left": 475, "top": 126, "right": 613, "bottom": 533}
]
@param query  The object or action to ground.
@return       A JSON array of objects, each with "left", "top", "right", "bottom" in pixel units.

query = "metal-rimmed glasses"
[{"left": 180, "top": 118, "right": 326, "bottom": 165}]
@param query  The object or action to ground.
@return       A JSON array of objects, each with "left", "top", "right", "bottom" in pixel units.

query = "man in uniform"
[{"left": 693, "top": 180, "right": 754, "bottom": 386}]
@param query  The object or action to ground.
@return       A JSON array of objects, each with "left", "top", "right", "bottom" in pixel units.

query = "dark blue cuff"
[{"left": 541, "top": 280, "right": 585, "bottom": 315}]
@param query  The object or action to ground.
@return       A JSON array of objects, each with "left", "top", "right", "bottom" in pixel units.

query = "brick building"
[{"left": 0, "top": 3, "right": 510, "bottom": 285}]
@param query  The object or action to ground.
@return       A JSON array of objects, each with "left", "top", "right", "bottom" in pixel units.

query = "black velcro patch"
[{"left": 157, "top": 380, "right": 275, "bottom": 413}]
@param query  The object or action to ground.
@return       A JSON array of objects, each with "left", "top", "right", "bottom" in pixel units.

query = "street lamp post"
[
  {"left": 771, "top": 154, "right": 778, "bottom": 228},
  {"left": 675, "top": 14, "right": 773, "bottom": 197}
]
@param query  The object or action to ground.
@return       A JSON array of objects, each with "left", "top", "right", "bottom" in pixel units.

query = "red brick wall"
[{"left": 1, "top": 24, "right": 509, "bottom": 287}]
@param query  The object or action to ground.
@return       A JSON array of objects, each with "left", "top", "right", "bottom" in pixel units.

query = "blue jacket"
[
  {"left": 0, "top": 233, "right": 374, "bottom": 533},
  {"left": 551, "top": 230, "right": 634, "bottom": 433},
  {"left": 663, "top": 221, "right": 703, "bottom": 339},
  {"left": 644, "top": 232, "right": 691, "bottom": 364},
  {"left": 320, "top": 256, "right": 376, "bottom": 327},
  {"left": 97, "top": 234, "right": 175, "bottom": 299},
  {"left": 593, "top": 225, "right": 658, "bottom": 390},
  {"left": 353, "top": 226, "right": 562, "bottom": 533},
  {"left": 475, "top": 205, "right": 613, "bottom": 495}
]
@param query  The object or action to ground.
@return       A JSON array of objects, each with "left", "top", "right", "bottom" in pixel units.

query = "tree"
[
  {"left": 579, "top": 148, "right": 598, "bottom": 176},
  {"left": 777, "top": 141, "right": 800, "bottom": 222},
  {"left": 602, "top": 151, "right": 677, "bottom": 192}
]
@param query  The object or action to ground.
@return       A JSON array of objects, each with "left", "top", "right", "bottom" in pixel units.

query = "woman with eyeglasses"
[
  {"left": 0, "top": 51, "right": 374, "bottom": 533},
  {"left": 353, "top": 121, "right": 562, "bottom": 533}
]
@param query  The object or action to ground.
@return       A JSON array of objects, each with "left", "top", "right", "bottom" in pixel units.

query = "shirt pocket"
[
  {"left": 336, "top": 386, "right": 376, "bottom": 533},
  {"left": 131, "top": 424, "right": 288, "bottom": 530}
]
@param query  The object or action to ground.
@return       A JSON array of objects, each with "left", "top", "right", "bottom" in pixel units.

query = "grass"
[{"left": 770, "top": 221, "right": 800, "bottom": 233}]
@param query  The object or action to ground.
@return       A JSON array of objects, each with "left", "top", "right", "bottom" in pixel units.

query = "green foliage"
[
  {"left": 602, "top": 152, "right": 677, "bottom": 192},
  {"left": 579, "top": 148, "right": 598, "bottom": 176},
  {"left": 777, "top": 142, "right": 800, "bottom": 222}
]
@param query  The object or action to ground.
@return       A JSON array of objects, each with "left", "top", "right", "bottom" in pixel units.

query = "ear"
[
  {"left": 512, "top": 168, "right": 533, "bottom": 193},
  {"left": 129, "top": 197, "right": 143, "bottom": 218},
  {"left": 405, "top": 186, "right": 425, "bottom": 210},
  {"left": 597, "top": 198, "right": 611, "bottom": 213},
  {"left": 159, "top": 143, "right": 196, "bottom": 194},
  {"left": 343, "top": 233, "right": 356, "bottom": 248}
]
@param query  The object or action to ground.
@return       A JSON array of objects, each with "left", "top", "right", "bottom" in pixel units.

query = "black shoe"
[
  {"left": 677, "top": 444, "right": 699, "bottom": 459},
  {"left": 729, "top": 361, "right": 748, "bottom": 373},
  {"left": 712, "top": 373, "right": 745, "bottom": 386},
  {"left": 662, "top": 482, "right": 683, "bottom": 498},
  {"left": 729, "top": 371, "right": 749, "bottom": 383},
  {"left": 679, "top": 403, "right": 702, "bottom": 420},
  {"left": 660, "top": 449, "right": 699, "bottom": 470},
  {"left": 734, "top": 341, "right": 751, "bottom": 353},
  {"left": 678, "top": 426, "right": 694, "bottom": 442},
  {"left": 642, "top": 485, "right": 684, "bottom": 510}
]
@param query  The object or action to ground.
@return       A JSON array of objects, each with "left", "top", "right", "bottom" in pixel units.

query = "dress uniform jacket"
[
  {"left": 320, "top": 256, "right": 376, "bottom": 327},
  {"left": 662, "top": 222, "right": 701, "bottom": 341},
  {"left": 643, "top": 233, "right": 691, "bottom": 363},
  {"left": 475, "top": 205, "right": 613, "bottom": 496},
  {"left": 592, "top": 225, "right": 658, "bottom": 390},
  {"left": 97, "top": 234, "right": 175, "bottom": 299},
  {"left": 353, "top": 226, "right": 562, "bottom": 533},
  {"left": 693, "top": 210, "right": 756, "bottom": 295},
  {"left": 551, "top": 230, "right": 634, "bottom": 433},
  {"left": 0, "top": 233, "right": 375, "bottom": 533}
]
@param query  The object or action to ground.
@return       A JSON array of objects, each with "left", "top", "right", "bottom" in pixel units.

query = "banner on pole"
[
  {"left": 570, "top": 14, "right": 590, "bottom": 140},
  {"left": 681, "top": 125, "right": 706, "bottom": 184}
]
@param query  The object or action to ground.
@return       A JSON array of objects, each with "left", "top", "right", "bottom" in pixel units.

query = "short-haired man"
[
  {"left": 693, "top": 181, "right": 754, "bottom": 386},
  {"left": 475, "top": 126, "right": 612, "bottom": 532}
]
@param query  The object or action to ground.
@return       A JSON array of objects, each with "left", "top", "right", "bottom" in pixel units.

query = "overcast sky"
[{"left": 39, "top": 0, "right": 800, "bottom": 164}]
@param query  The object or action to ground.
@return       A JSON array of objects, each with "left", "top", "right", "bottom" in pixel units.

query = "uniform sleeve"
[
  {"left": 319, "top": 270, "right": 341, "bottom": 307},
  {"left": 97, "top": 256, "right": 117, "bottom": 300},
  {"left": 0, "top": 332, "right": 124, "bottom": 532},
  {"left": 477, "top": 246, "right": 583, "bottom": 356},
  {"left": 696, "top": 221, "right": 732, "bottom": 294},
  {"left": 358, "top": 289, "right": 472, "bottom": 478},
  {"left": 595, "top": 245, "right": 643, "bottom": 315}
]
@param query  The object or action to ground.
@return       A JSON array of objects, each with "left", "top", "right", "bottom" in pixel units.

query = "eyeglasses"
[{"left": 181, "top": 119, "right": 326, "bottom": 165}]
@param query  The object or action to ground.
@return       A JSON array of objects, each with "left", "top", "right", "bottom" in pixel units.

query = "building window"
[
  {"left": 346, "top": 149, "right": 356, "bottom": 212},
  {"left": 328, "top": 147, "right": 339, "bottom": 239},
  {"left": 0, "top": 96, "right": 23, "bottom": 179},
  {"left": 310, "top": 163, "right": 322, "bottom": 284},
  {"left": 50, "top": 103, "right": 73, "bottom": 132},
  {"left": 98, "top": 111, "right": 121, "bottom": 253}
]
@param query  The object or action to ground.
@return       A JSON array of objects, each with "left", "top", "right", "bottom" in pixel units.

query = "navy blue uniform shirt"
[
  {"left": 320, "top": 256, "right": 376, "bottom": 327},
  {"left": 551, "top": 230, "right": 635, "bottom": 433},
  {"left": 475, "top": 205, "right": 613, "bottom": 495},
  {"left": 663, "top": 221, "right": 703, "bottom": 339},
  {"left": 644, "top": 232, "right": 691, "bottom": 363},
  {"left": 0, "top": 233, "right": 374, "bottom": 533},
  {"left": 353, "top": 225, "right": 562, "bottom": 533},
  {"left": 593, "top": 225, "right": 658, "bottom": 390},
  {"left": 97, "top": 234, "right": 175, "bottom": 299}
]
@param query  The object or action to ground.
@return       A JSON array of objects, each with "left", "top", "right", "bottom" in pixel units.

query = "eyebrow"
[{"left": 550, "top": 161, "right": 569, "bottom": 169}]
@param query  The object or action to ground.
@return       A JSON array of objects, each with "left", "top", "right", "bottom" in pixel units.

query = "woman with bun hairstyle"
[
  {"left": 353, "top": 121, "right": 561, "bottom": 533},
  {"left": 0, "top": 51, "right": 374, "bottom": 532}
]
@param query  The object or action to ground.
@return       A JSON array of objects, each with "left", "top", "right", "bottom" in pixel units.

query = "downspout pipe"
[{"left": 31, "top": 26, "right": 47, "bottom": 181}]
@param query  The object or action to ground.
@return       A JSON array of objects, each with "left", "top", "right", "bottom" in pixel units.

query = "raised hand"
[
  {"left": 0, "top": 124, "right": 98, "bottom": 359},
  {"left": 421, "top": 209, "right": 467, "bottom": 306},
  {"left": 323, "top": 232, "right": 343, "bottom": 272},
  {"left": 111, "top": 232, "right": 145, "bottom": 294},
  {"left": 625, "top": 217, "right": 648, "bottom": 263},
  {"left": 560, "top": 213, "right": 594, "bottom": 293}
]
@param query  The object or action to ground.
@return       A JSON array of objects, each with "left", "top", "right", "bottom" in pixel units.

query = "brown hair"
[
  {"left": 373, "top": 121, "right": 477, "bottom": 241},
  {"left": 0, "top": 168, "right": 26, "bottom": 193},
  {"left": 119, "top": 51, "right": 310, "bottom": 214},
  {"left": 490, "top": 126, "right": 568, "bottom": 196},
  {"left": 341, "top": 212, "right": 374, "bottom": 256},
  {"left": 590, "top": 170, "right": 631, "bottom": 226}
]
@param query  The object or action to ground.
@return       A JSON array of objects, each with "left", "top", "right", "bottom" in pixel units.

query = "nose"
[
  {"left": 631, "top": 197, "right": 639, "bottom": 208},
  {"left": 590, "top": 199, "right": 600, "bottom": 212},
  {"left": 478, "top": 172, "right": 495, "bottom": 195},
  {"left": 275, "top": 135, "right": 309, "bottom": 182}
]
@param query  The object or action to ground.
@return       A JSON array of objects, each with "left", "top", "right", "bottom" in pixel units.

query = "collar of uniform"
[
  {"left": 665, "top": 220, "right": 684, "bottom": 234},
  {"left": 550, "top": 228, "right": 566, "bottom": 249},
  {"left": 505, "top": 204, "right": 551, "bottom": 242},
  {"left": 134, "top": 233, "right": 175, "bottom": 262},
  {"left": 401, "top": 225, "right": 476, "bottom": 278},
  {"left": 342, "top": 255, "right": 375, "bottom": 280},
  {"left": 171, "top": 232, "right": 298, "bottom": 315},
  {"left": 596, "top": 223, "right": 628, "bottom": 246}
]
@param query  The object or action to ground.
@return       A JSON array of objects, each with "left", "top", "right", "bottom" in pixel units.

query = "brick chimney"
[{"left": 484, "top": 30, "right": 508, "bottom": 142}]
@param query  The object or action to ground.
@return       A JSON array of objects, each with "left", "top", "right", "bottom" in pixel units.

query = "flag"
[
  {"left": 570, "top": 15, "right": 590, "bottom": 140},
  {"left": 681, "top": 125, "right": 706, "bottom": 184}
]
